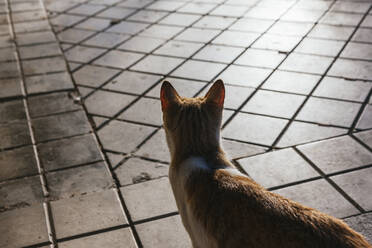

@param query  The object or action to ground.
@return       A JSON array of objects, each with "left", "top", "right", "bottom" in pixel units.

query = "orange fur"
[{"left": 161, "top": 80, "right": 371, "bottom": 248}]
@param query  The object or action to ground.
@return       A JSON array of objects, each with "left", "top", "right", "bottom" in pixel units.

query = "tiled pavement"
[{"left": 0, "top": 0, "right": 372, "bottom": 247}]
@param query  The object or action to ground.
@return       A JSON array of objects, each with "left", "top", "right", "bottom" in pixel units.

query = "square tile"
[
  {"left": 154, "top": 40, "right": 204, "bottom": 58},
  {"left": 238, "top": 148, "right": 319, "bottom": 188},
  {"left": 178, "top": 2, "right": 217, "bottom": 14},
  {"left": 132, "top": 55, "right": 184, "bottom": 75},
  {"left": 75, "top": 17, "right": 111, "bottom": 31},
  {"left": 223, "top": 113, "right": 288, "bottom": 146},
  {"left": 16, "top": 31, "right": 56, "bottom": 45},
  {"left": 280, "top": 53, "right": 333, "bottom": 75},
  {"left": 97, "top": 7, "right": 136, "bottom": 19},
  {"left": 98, "top": 120, "right": 156, "bottom": 153},
  {"left": 104, "top": 71, "right": 161, "bottom": 94},
  {"left": 263, "top": 70, "right": 320, "bottom": 94},
  {"left": 25, "top": 72, "right": 74, "bottom": 94},
  {"left": 281, "top": 9, "right": 325, "bottom": 23},
  {"left": 140, "top": 24, "right": 183, "bottom": 39},
  {"left": 0, "top": 146, "right": 37, "bottom": 182},
  {"left": 308, "top": 24, "right": 354, "bottom": 41},
  {"left": 58, "top": 28, "right": 96, "bottom": 43},
  {"left": 19, "top": 42, "right": 61, "bottom": 60},
  {"left": 121, "top": 177, "right": 177, "bottom": 221},
  {"left": 115, "top": 157, "right": 168, "bottom": 186},
  {"left": 245, "top": 6, "right": 286, "bottom": 20},
  {"left": 128, "top": 10, "right": 168, "bottom": 23},
  {"left": 297, "top": 97, "right": 361, "bottom": 127},
  {"left": 0, "top": 100, "right": 26, "bottom": 123},
  {"left": 50, "top": 14, "right": 85, "bottom": 27},
  {"left": 159, "top": 13, "right": 201, "bottom": 26},
  {"left": 193, "top": 44, "right": 244, "bottom": 63},
  {"left": 0, "top": 121, "right": 31, "bottom": 150},
  {"left": 354, "top": 130, "right": 372, "bottom": 149},
  {"left": 136, "top": 215, "right": 191, "bottom": 248},
  {"left": 66, "top": 45, "right": 106, "bottom": 63},
  {"left": 38, "top": 134, "right": 102, "bottom": 171},
  {"left": 210, "top": 4, "right": 249, "bottom": 17},
  {"left": 135, "top": 129, "right": 170, "bottom": 162},
  {"left": 331, "top": 1, "right": 371, "bottom": 14},
  {"left": 51, "top": 190, "right": 126, "bottom": 239},
  {"left": 229, "top": 18, "right": 274, "bottom": 33},
  {"left": 85, "top": 90, "right": 136, "bottom": 116},
  {"left": 107, "top": 21, "right": 149, "bottom": 35},
  {"left": 298, "top": 135, "right": 372, "bottom": 174},
  {"left": 32, "top": 111, "right": 91, "bottom": 142},
  {"left": 252, "top": 33, "right": 302, "bottom": 52},
  {"left": 235, "top": 48, "right": 286, "bottom": 69},
  {"left": 73, "top": 65, "right": 119, "bottom": 87},
  {"left": 119, "top": 98, "right": 162, "bottom": 125},
  {"left": 68, "top": 4, "right": 106, "bottom": 16},
  {"left": 320, "top": 12, "right": 363, "bottom": 26},
  {"left": 171, "top": 60, "right": 226, "bottom": 81},
  {"left": 291, "top": 0, "right": 332, "bottom": 11},
  {"left": 0, "top": 62, "right": 20, "bottom": 79},
  {"left": 212, "top": 30, "right": 260, "bottom": 47},
  {"left": 14, "top": 20, "right": 50, "bottom": 33},
  {"left": 219, "top": 64, "right": 272, "bottom": 87},
  {"left": 341, "top": 42, "right": 372, "bottom": 60},
  {"left": 119, "top": 36, "right": 165, "bottom": 53},
  {"left": 0, "top": 48, "right": 16, "bottom": 62},
  {"left": 295, "top": 38, "right": 345, "bottom": 57},
  {"left": 277, "top": 121, "right": 346, "bottom": 147},
  {"left": 193, "top": 16, "right": 236, "bottom": 29},
  {"left": 314, "top": 77, "right": 371, "bottom": 102},
  {"left": 146, "top": 0, "right": 184, "bottom": 11},
  {"left": 328, "top": 59, "right": 372, "bottom": 81},
  {"left": 147, "top": 77, "right": 206, "bottom": 98},
  {"left": 273, "top": 179, "right": 359, "bottom": 218},
  {"left": 84, "top": 32, "right": 130, "bottom": 48},
  {"left": 118, "top": 0, "right": 153, "bottom": 9},
  {"left": 222, "top": 139, "right": 266, "bottom": 160},
  {"left": 361, "top": 15, "right": 372, "bottom": 28},
  {"left": 242, "top": 90, "right": 305, "bottom": 118},
  {"left": 357, "top": 105, "right": 372, "bottom": 130},
  {"left": 0, "top": 78, "right": 22, "bottom": 99},
  {"left": 0, "top": 204, "right": 48, "bottom": 248},
  {"left": 268, "top": 21, "right": 313, "bottom": 37},
  {"left": 47, "top": 162, "right": 113, "bottom": 199},
  {"left": 93, "top": 50, "right": 144, "bottom": 69},
  {"left": 22, "top": 56, "right": 66, "bottom": 75},
  {"left": 175, "top": 27, "right": 220, "bottom": 43}
]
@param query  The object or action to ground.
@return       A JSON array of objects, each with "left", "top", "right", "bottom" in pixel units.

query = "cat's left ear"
[
  {"left": 160, "top": 81, "right": 180, "bottom": 111},
  {"left": 205, "top": 79, "right": 225, "bottom": 107}
]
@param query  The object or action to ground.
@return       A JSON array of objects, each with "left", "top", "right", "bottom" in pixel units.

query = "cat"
[{"left": 160, "top": 79, "right": 371, "bottom": 248}]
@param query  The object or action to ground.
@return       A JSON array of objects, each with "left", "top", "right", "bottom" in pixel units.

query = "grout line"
[{"left": 348, "top": 86, "right": 372, "bottom": 133}]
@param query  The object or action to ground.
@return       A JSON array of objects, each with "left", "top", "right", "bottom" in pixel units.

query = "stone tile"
[
  {"left": 193, "top": 44, "right": 243, "bottom": 64},
  {"left": 308, "top": 24, "right": 354, "bottom": 41},
  {"left": 154, "top": 40, "right": 204, "bottom": 58},
  {"left": 121, "top": 177, "right": 177, "bottom": 221},
  {"left": 229, "top": 18, "right": 274, "bottom": 33},
  {"left": 58, "top": 28, "right": 96, "bottom": 43},
  {"left": 119, "top": 36, "right": 165, "bottom": 53},
  {"left": 107, "top": 21, "right": 150, "bottom": 35},
  {"left": 44, "top": 1, "right": 78, "bottom": 12},
  {"left": 83, "top": 32, "right": 130, "bottom": 48},
  {"left": 245, "top": 6, "right": 286, "bottom": 20},
  {"left": 341, "top": 42, "right": 372, "bottom": 60},
  {"left": 22, "top": 56, "right": 66, "bottom": 75},
  {"left": 0, "top": 204, "right": 48, "bottom": 248},
  {"left": 0, "top": 100, "right": 26, "bottom": 123},
  {"left": 0, "top": 175, "right": 43, "bottom": 209},
  {"left": 314, "top": 77, "right": 371, "bottom": 102},
  {"left": 28, "top": 92, "right": 81, "bottom": 118},
  {"left": 19, "top": 42, "right": 61, "bottom": 59},
  {"left": 128, "top": 10, "right": 168, "bottom": 23},
  {"left": 298, "top": 135, "right": 372, "bottom": 174},
  {"left": 328, "top": 59, "right": 372, "bottom": 81},
  {"left": 97, "top": 7, "right": 136, "bottom": 19},
  {"left": 160, "top": 13, "right": 201, "bottom": 26},
  {"left": 281, "top": 9, "right": 324, "bottom": 23},
  {"left": 94, "top": 50, "right": 144, "bottom": 69},
  {"left": 140, "top": 25, "right": 183, "bottom": 40},
  {"left": 66, "top": 45, "right": 106, "bottom": 63},
  {"left": 219, "top": 64, "right": 272, "bottom": 88},
  {"left": 38, "top": 134, "right": 102, "bottom": 171},
  {"left": 73, "top": 65, "right": 119, "bottom": 87},
  {"left": 58, "top": 228, "right": 137, "bottom": 248},
  {"left": 263, "top": 70, "right": 320, "bottom": 95},
  {"left": 193, "top": 16, "right": 236, "bottom": 29},
  {"left": 106, "top": 152, "right": 124, "bottom": 167},
  {"left": 344, "top": 213, "right": 372, "bottom": 244},
  {"left": 75, "top": 17, "right": 111, "bottom": 31},
  {"left": 136, "top": 215, "right": 191, "bottom": 248},
  {"left": 222, "top": 139, "right": 266, "bottom": 160},
  {"left": 171, "top": 60, "right": 226, "bottom": 81},
  {"left": 252, "top": 33, "right": 302, "bottom": 52},
  {"left": 0, "top": 146, "right": 37, "bottom": 182},
  {"left": 147, "top": 77, "right": 206, "bottom": 98},
  {"left": 68, "top": 4, "right": 106, "bottom": 16},
  {"left": 47, "top": 162, "right": 113, "bottom": 199},
  {"left": 115, "top": 157, "right": 168, "bottom": 186},
  {"left": 242, "top": 90, "right": 305, "bottom": 118},
  {"left": 354, "top": 130, "right": 372, "bottom": 149},
  {"left": 32, "top": 111, "right": 91, "bottom": 142},
  {"left": 0, "top": 62, "right": 20, "bottom": 79},
  {"left": 320, "top": 12, "right": 363, "bottom": 26},
  {"left": 332, "top": 167, "right": 372, "bottom": 211},
  {"left": 51, "top": 190, "right": 126, "bottom": 239},
  {"left": 146, "top": 0, "right": 184, "bottom": 11},
  {"left": 273, "top": 179, "right": 359, "bottom": 218},
  {"left": 297, "top": 97, "right": 361, "bottom": 127},
  {"left": 289, "top": 0, "right": 332, "bottom": 11},
  {"left": 235, "top": 49, "right": 286, "bottom": 69},
  {"left": 0, "top": 36, "right": 14, "bottom": 49},
  {"left": 119, "top": 98, "right": 162, "bottom": 125},
  {"left": 84, "top": 90, "right": 136, "bottom": 116},
  {"left": 118, "top": 0, "right": 154, "bottom": 9},
  {"left": 0, "top": 48, "right": 16, "bottom": 62},
  {"left": 11, "top": 1, "right": 42, "bottom": 12},
  {"left": 92, "top": 115, "right": 109, "bottom": 128},
  {"left": 178, "top": 2, "right": 217, "bottom": 14},
  {"left": 296, "top": 38, "right": 345, "bottom": 57},
  {"left": 98, "top": 120, "right": 156, "bottom": 153},
  {"left": 0, "top": 24, "right": 10, "bottom": 36},
  {"left": 268, "top": 21, "right": 313, "bottom": 37},
  {"left": 0, "top": 121, "right": 31, "bottom": 149},
  {"left": 136, "top": 129, "right": 170, "bottom": 162},
  {"left": 223, "top": 113, "right": 288, "bottom": 146},
  {"left": 277, "top": 121, "right": 347, "bottom": 147},
  {"left": 25, "top": 72, "right": 74, "bottom": 94},
  {"left": 331, "top": 1, "right": 370, "bottom": 14},
  {"left": 280, "top": 53, "right": 333, "bottom": 75},
  {"left": 16, "top": 31, "right": 56, "bottom": 46},
  {"left": 132, "top": 55, "right": 184, "bottom": 75},
  {"left": 175, "top": 27, "right": 220, "bottom": 43},
  {"left": 14, "top": 20, "right": 50, "bottom": 33},
  {"left": 211, "top": 4, "right": 249, "bottom": 17},
  {"left": 212, "top": 30, "right": 260, "bottom": 47},
  {"left": 357, "top": 105, "right": 372, "bottom": 130},
  {"left": 361, "top": 15, "right": 372, "bottom": 28},
  {"left": 68, "top": 62, "right": 81, "bottom": 71},
  {"left": 0, "top": 78, "right": 22, "bottom": 99},
  {"left": 50, "top": 14, "right": 85, "bottom": 27},
  {"left": 104, "top": 71, "right": 161, "bottom": 94}
]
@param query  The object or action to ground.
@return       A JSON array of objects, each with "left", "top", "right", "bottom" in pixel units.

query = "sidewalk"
[{"left": 0, "top": 0, "right": 371, "bottom": 247}]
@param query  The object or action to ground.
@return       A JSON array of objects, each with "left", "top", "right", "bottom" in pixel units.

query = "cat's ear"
[
  {"left": 160, "top": 81, "right": 180, "bottom": 111},
  {"left": 205, "top": 79, "right": 225, "bottom": 107}
]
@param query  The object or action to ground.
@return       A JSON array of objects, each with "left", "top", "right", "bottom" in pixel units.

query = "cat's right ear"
[{"left": 160, "top": 81, "right": 180, "bottom": 111}]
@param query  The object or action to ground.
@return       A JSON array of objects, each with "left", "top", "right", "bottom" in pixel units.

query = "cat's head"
[{"left": 160, "top": 80, "right": 225, "bottom": 159}]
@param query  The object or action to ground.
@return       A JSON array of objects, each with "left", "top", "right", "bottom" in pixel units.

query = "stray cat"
[{"left": 160, "top": 79, "right": 371, "bottom": 248}]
